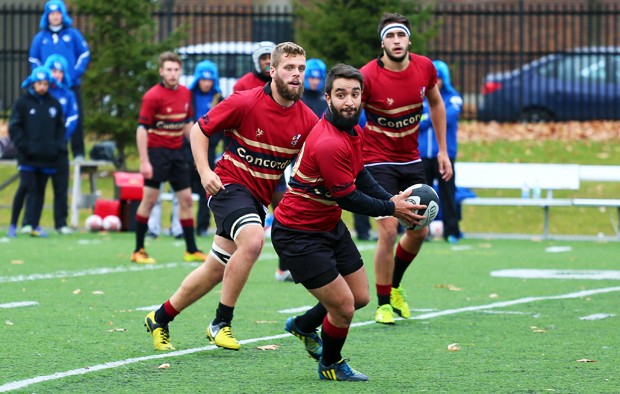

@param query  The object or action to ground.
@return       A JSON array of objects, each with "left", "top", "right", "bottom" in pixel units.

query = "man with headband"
[{"left": 360, "top": 12, "right": 453, "bottom": 325}]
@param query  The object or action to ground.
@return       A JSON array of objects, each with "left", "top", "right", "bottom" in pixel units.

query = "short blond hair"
[{"left": 271, "top": 42, "right": 306, "bottom": 69}]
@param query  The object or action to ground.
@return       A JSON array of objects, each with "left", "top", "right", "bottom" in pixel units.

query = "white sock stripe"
[{"left": 380, "top": 23, "right": 410, "bottom": 40}]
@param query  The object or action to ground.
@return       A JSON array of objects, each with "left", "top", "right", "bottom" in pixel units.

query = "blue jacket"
[
  {"left": 419, "top": 61, "right": 463, "bottom": 159},
  {"left": 301, "top": 58, "right": 327, "bottom": 117},
  {"left": 29, "top": 0, "right": 90, "bottom": 86},
  {"left": 189, "top": 60, "right": 223, "bottom": 121},
  {"left": 44, "top": 54, "right": 78, "bottom": 140}
]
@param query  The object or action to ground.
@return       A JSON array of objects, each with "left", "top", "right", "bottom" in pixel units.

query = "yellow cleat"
[
  {"left": 144, "top": 311, "right": 175, "bottom": 351},
  {"left": 184, "top": 250, "right": 207, "bottom": 262},
  {"left": 375, "top": 304, "right": 395, "bottom": 324},
  {"left": 206, "top": 322, "right": 240, "bottom": 350},
  {"left": 131, "top": 248, "right": 156, "bottom": 264},
  {"left": 390, "top": 286, "right": 411, "bottom": 318}
]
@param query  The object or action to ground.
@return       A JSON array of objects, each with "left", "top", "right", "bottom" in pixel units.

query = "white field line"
[
  {"left": 2, "top": 285, "right": 620, "bottom": 392},
  {"left": 0, "top": 245, "right": 375, "bottom": 284},
  {"left": 0, "top": 301, "right": 38, "bottom": 309}
]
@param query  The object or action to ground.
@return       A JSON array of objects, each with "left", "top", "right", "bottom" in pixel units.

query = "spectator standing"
[
  {"left": 8, "top": 67, "right": 65, "bottom": 238},
  {"left": 142, "top": 42, "right": 317, "bottom": 352},
  {"left": 273, "top": 64, "right": 420, "bottom": 381},
  {"left": 419, "top": 60, "right": 463, "bottom": 243},
  {"left": 29, "top": 0, "right": 90, "bottom": 160},
  {"left": 360, "top": 13, "right": 452, "bottom": 325},
  {"left": 300, "top": 58, "right": 327, "bottom": 116},
  {"left": 130, "top": 51, "right": 206, "bottom": 264}
]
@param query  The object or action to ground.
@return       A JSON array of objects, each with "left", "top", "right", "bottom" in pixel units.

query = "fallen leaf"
[
  {"left": 255, "top": 320, "right": 278, "bottom": 324},
  {"left": 106, "top": 328, "right": 127, "bottom": 332},
  {"left": 72, "top": 289, "right": 81, "bottom": 294},
  {"left": 5, "top": 320, "right": 13, "bottom": 325},
  {"left": 10, "top": 260, "right": 24, "bottom": 265},
  {"left": 576, "top": 359, "right": 597, "bottom": 363},
  {"left": 158, "top": 363, "right": 171, "bottom": 369},
  {"left": 447, "top": 343, "right": 461, "bottom": 352},
  {"left": 489, "top": 293, "right": 499, "bottom": 298},
  {"left": 434, "top": 284, "right": 461, "bottom": 290},
  {"left": 530, "top": 326, "right": 547, "bottom": 333},
  {"left": 92, "top": 290, "right": 104, "bottom": 295},
  {"left": 257, "top": 344, "right": 278, "bottom": 351}
]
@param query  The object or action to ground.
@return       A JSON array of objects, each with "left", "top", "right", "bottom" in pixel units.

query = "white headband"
[{"left": 380, "top": 23, "right": 411, "bottom": 40}]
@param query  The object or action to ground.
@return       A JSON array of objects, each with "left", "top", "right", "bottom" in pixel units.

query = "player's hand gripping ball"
[{"left": 398, "top": 184, "right": 440, "bottom": 230}]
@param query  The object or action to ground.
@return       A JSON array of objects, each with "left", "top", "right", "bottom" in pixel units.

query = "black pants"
[
  {"left": 52, "top": 155, "right": 70, "bottom": 228},
  {"left": 70, "top": 85, "right": 85, "bottom": 158},
  {"left": 12, "top": 170, "right": 50, "bottom": 228},
  {"left": 353, "top": 213, "right": 372, "bottom": 240},
  {"left": 422, "top": 157, "right": 461, "bottom": 239}
]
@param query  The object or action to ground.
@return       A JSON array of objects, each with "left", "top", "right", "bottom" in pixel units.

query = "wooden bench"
[{"left": 454, "top": 162, "right": 581, "bottom": 239}]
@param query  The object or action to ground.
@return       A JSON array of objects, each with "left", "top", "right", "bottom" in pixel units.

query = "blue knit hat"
[
  {"left": 39, "top": 0, "right": 73, "bottom": 30},
  {"left": 433, "top": 60, "right": 457, "bottom": 96},
  {"left": 21, "top": 66, "right": 54, "bottom": 89},
  {"left": 304, "top": 58, "right": 327, "bottom": 91},
  {"left": 44, "top": 54, "right": 72, "bottom": 87},
  {"left": 189, "top": 60, "right": 221, "bottom": 93}
]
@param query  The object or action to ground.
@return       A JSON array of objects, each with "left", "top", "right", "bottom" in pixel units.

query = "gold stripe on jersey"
[
  {"left": 293, "top": 169, "right": 324, "bottom": 185},
  {"left": 147, "top": 129, "right": 184, "bottom": 137},
  {"left": 365, "top": 101, "right": 422, "bottom": 115},
  {"left": 366, "top": 123, "right": 419, "bottom": 138},
  {"left": 231, "top": 129, "right": 301, "bottom": 155},
  {"left": 286, "top": 187, "right": 337, "bottom": 206},
  {"left": 154, "top": 113, "right": 188, "bottom": 120},
  {"left": 225, "top": 155, "right": 283, "bottom": 180}
]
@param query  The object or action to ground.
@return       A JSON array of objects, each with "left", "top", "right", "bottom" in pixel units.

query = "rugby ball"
[
  {"left": 102, "top": 215, "right": 122, "bottom": 231},
  {"left": 85, "top": 214, "right": 103, "bottom": 232},
  {"left": 398, "top": 184, "right": 440, "bottom": 230}
]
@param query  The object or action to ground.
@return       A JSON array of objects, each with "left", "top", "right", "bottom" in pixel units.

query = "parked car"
[
  {"left": 478, "top": 47, "right": 620, "bottom": 122},
  {"left": 177, "top": 42, "right": 254, "bottom": 97}
]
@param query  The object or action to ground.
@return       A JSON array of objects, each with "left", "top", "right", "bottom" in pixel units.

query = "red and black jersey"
[
  {"left": 275, "top": 115, "right": 366, "bottom": 232},
  {"left": 233, "top": 72, "right": 268, "bottom": 93},
  {"left": 198, "top": 85, "right": 318, "bottom": 206},
  {"left": 360, "top": 53, "right": 437, "bottom": 164},
  {"left": 138, "top": 83, "right": 193, "bottom": 150}
]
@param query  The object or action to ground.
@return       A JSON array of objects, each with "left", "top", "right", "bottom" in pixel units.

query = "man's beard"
[
  {"left": 274, "top": 74, "right": 303, "bottom": 102},
  {"left": 385, "top": 49, "right": 408, "bottom": 63},
  {"left": 329, "top": 102, "right": 361, "bottom": 130}
]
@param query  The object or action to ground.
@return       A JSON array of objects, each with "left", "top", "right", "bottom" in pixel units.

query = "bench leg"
[{"left": 543, "top": 206, "right": 550, "bottom": 240}]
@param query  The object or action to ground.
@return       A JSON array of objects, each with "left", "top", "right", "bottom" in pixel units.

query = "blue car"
[{"left": 478, "top": 47, "right": 620, "bottom": 122}]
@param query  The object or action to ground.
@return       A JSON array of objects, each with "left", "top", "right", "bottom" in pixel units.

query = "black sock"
[
  {"left": 295, "top": 303, "right": 327, "bottom": 333},
  {"left": 135, "top": 220, "right": 148, "bottom": 251},
  {"left": 154, "top": 305, "right": 173, "bottom": 326},
  {"left": 183, "top": 224, "right": 198, "bottom": 253},
  {"left": 213, "top": 302, "right": 234, "bottom": 325}
]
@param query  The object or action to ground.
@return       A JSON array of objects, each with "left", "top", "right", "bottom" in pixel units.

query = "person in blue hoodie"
[
  {"left": 301, "top": 58, "right": 327, "bottom": 117},
  {"left": 29, "top": 0, "right": 90, "bottom": 160},
  {"left": 8, "top": 67, "right": 65, "bottom": 238},
  {"left": 45, "top": 54, "right": 78, "bottom": 234},
  {"left": 419, "top": 60, "right": 463, "bottom": 243},
  {"left": 148, "top": 60, "right": 224, "bottom": 239}
]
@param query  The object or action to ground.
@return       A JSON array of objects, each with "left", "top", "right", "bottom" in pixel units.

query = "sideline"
[{"left": 2, "top": 285, "right": 620, "bottom": 392}]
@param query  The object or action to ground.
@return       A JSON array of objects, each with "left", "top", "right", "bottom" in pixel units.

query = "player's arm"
[
  {"left": 426, "top": 84, "right": 453, "bottom": 181},
  {"left": 136, "top": 125, "right": 152, "bottom": 179},
  {"left": 190, "top": 121, "right": 222, "bottom": 195}
]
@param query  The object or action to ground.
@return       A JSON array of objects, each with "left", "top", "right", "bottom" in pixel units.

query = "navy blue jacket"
[{"left": 9, "top": 91, "right": 66, "bottom": 167}]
